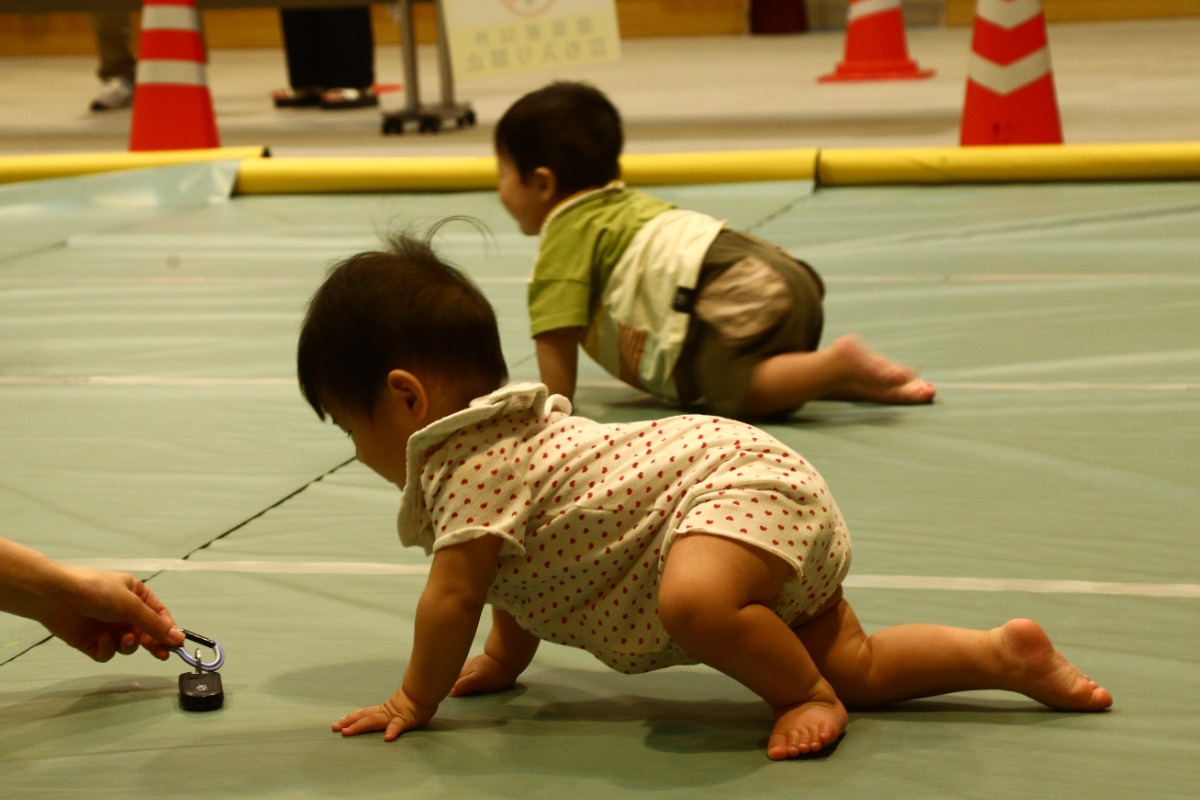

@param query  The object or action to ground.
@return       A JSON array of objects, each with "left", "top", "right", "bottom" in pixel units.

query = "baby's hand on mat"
[
  {"left": 332, "top": 690, "right": 437, "bottom": 742},
  {"left": 450, "top": 653, "right": 520, "bottom": 697}
]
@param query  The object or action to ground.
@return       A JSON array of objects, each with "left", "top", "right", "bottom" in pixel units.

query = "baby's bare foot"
[
  {"left": 865, "top": 376, "right": 937, "bottom": 404},
  {"left": 997, "top": 619, "right": 1113, "bottom": 711},
  {"left": 830, "top": 335, "right": 936, "bottom": 405},
  {"left": 768, "top": 698, "right": 848, "bottom": 761}
]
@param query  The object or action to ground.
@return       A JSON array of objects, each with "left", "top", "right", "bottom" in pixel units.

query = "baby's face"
[
  {"left": 326, "top": 395, "right": 413, "bottom": 489},
  {"left": 496, "top": 154, "right": 551, "bottom": 236}
]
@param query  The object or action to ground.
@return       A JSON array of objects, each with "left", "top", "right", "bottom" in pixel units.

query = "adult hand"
[{"left": 39, "top": 565, "right": 183, "bottom": 662}]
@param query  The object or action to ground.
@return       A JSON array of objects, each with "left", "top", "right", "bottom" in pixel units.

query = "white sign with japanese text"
[{"left": 443, "top": 0, "right": 621, "bottom": 79}]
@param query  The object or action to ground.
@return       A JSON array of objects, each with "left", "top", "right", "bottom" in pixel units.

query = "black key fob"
[{"left": 179, "top": 670, "right": 224, "bottom": 711}]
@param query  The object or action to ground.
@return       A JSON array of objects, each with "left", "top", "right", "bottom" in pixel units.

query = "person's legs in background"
[
  {"left": 313, "top": 6, "right": 375, "bottom": 109},
  {"left": 90, "top": 12, "right": 136, "bottom": 112},
  {"left": 274, "top": 7, "right": 325, "bottom": 106},
  {"left": 273, "top": 6, "right": 377, "bottom": 110}
]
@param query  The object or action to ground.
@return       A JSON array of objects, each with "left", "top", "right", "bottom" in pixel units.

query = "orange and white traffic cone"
[
  {"left": 960, "top": 0, "right": 1061, "bottom": 145},
  {"left": 819, "top": 0, "right": 934, "bottom": 82},
  {"left": 129, "top": 0, "right": 220, "bottom": 151}
]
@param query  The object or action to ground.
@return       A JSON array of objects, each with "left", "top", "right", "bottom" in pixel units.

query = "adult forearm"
[{"left": 0, "top": 538, "right": 70, "bottom": 620}]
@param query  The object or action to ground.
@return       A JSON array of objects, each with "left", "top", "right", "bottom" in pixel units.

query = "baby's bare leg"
[
  {"left": 658, "top": 534, "right": 847, "bottom": 760},
  {"left": 796, "top": 600, "right": 1113, "bottom": 711},
  {"left": 746, "top": 335, "right": 935, "bottom": 416}
]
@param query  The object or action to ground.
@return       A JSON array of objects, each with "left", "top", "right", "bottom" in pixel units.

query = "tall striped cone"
[
  {"left": 960, "top": 0, "right": 1061, "bottom": 145},
  {"left": 819, "top": 0, "right": 934, "bottom": 82},
  {"left": 129, "top": 0, "right": 219, "bottom": 151}
]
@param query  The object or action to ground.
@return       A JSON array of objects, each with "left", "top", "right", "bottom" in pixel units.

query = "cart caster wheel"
[
  {"left": 456, "top": 109, "right": 477, "bottom": 129},
  {"left": 418, "top": 115, "right": 441, "bottom": 134},
  {"left": 382, "top": 117, "right": 404, "bottom": 135}
]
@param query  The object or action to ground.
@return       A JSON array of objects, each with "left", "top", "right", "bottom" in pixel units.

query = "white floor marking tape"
[
  {"left": 69, "top": 559, "right": 431, "bottom": 576},
  {"left": 935, "top": 382, "right": 1200, "bottom": 391},
  {"left": 578, "top": 379, "right": 1199, "bottom": 392},
  {"left": 0, "top": 376, "right": 295, "bottom": 387},
  {"left": 3, "top": 376, "right": 1195, "bottom": 392},
  {"left": 3, "top": 376, "right": 1196, "bottom": 391},
  {"left": 66, "top": 559, "right": 1200, "bottom": 598},
  {"left": 844, "top": 574, "right": 1200, "bottom": 598},
  {"left": 4, "top": 273, "right": 1193, "bottom": 288}
]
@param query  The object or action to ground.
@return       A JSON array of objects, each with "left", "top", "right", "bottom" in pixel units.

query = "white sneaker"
[{"left": 90, "top": 77, "right": 134, "bottom": 111}]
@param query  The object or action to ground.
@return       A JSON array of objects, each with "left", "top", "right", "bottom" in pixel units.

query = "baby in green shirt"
[{"left": 495, "top": 81, "right": 936, "bottom": 420}]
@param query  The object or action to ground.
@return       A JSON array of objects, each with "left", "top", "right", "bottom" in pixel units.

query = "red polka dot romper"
[{"left": 396, "top": 384, "right": 852, "bottom": 674}]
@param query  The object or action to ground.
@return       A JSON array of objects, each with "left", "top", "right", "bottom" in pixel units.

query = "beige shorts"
[{"left": 675, "top": 229, "right": 825, "bottom": 417}]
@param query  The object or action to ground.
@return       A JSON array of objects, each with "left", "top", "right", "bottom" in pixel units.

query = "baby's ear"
[
  {"left": 386, "top": 369, "right": 429, "bottom": 417},
  {"left": 531, "top": 167, "right": 558, "bottom": 200}
]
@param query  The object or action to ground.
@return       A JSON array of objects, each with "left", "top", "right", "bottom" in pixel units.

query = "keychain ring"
[{"left": 171, "top": 629, "right": 225, "bottom": 671}]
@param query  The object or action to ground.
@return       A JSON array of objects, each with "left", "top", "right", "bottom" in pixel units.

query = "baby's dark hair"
[
  {"left": 494, "top": 81, "right": 623, "bottom": 197},
  {"left": 297, "top": 227, "right": 508, "bottom": 420}
]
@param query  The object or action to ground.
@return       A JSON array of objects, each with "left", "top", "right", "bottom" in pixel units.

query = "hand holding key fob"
[{"left": 173, "top": 630, "right": 226, "bottom": 712}]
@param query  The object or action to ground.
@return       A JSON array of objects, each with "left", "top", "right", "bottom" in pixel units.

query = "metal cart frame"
[{"left": 382, "top": 0, "right": 477, "bottom": 134}]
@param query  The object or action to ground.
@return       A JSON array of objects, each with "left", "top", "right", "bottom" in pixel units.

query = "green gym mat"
[{"left": 1, "top": 163, "right": 1196, "bottom": 798}]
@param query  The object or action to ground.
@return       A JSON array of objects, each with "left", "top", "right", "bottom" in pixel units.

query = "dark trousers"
[
  {"left": 280, "top": 7, "right": 375, "bottom": 90},
  {"left": 91, "top": 12, "right": 136, "bottom": 82}
]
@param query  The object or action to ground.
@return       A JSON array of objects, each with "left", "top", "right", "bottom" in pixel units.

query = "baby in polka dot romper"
[{"left": 298, "top": 232, "right": 1112, "bottom": 761}]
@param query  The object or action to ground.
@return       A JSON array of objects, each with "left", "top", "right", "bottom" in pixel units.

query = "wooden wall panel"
[
  {"left": 6, "top": 1, "right": 1197, "bottom": 57},
  {"left": 945, "top": 0, "right": 1200, "bottom": 27},
  {"left": 0, "top": 1, "right": 746, "bottom": 57}
]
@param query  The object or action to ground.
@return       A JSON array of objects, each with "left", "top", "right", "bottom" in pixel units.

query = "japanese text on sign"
[{"left": 444, "top": 1, "right": 621, "bottom": 78}]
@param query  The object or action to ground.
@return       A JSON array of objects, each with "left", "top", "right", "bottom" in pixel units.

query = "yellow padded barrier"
[
  {"left": 230, "top": 149, "right": 820, "bottom": 194},
  {"left": 0, "top": 147, "right": 268, "bottom": 185},
  {"left": 233, "top": 155, "right": 498, "bottom": 194},
  {"left": 817, "top": 142, "right": 1200, "bottom": 185},
  {"left": 620, "top": 149, "right": 819, "bottom": 186},
  {"left": 226, "top": 143, "right": 1200, "bottom": 193},
  {"left": 2, "top": 143, "right": 1197, "bottom": 192}
]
